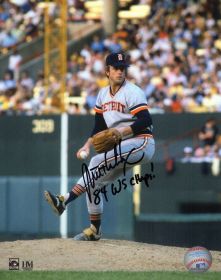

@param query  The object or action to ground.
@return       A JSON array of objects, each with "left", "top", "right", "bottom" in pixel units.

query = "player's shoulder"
[
  {"left": 125, "top": 81, "right": 145, "bottom": 98},
  {"left": 98, "top": 85, "right": 109, "bottom": 96},
  {"left": 125, "top": 80, "right": 145, "bottom": 95}
]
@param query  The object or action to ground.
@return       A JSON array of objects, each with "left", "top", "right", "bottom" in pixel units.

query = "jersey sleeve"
[
  {"left": 94, "top": 90, "right": 103, "bottom": 114},
  {"left": 90, "top": 113, "right": 108, "bottom": 136},
  {"left": 127, "top": 87, "right": 149, "bottom": 115}
]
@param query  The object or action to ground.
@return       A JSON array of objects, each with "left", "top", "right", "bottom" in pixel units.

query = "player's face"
[{"left": 107, "top": 66, "right": 126, "bottom": 85}]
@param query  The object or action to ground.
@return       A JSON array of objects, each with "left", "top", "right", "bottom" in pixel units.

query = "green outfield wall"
[{"left": 1, "top": 113, "right": 220, "bottom": 175}]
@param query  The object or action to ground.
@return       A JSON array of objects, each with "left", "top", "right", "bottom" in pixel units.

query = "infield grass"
[{"left": 0, "top": 271, "right": 221, "bottom": 280}]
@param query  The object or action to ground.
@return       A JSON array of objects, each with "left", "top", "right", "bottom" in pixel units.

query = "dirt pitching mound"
[{"left": 0, "top": 239, "right": 221, "bottom": 271}]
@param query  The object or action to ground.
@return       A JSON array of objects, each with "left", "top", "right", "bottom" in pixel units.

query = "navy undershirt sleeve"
[
  {"left": 130, "top": 110, "right": 152, "bottom": 135},
  {"left": 90, "top": 113, "right": 108, "bottom": 137}
]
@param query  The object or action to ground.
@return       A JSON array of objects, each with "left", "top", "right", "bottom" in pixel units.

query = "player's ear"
[{"left": 105, "top": 66, "right": 110, "bottom": 78}]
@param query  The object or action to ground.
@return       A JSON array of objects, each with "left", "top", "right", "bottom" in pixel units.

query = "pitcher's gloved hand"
[{"left": 92, "top": 128, "right": 122, "bottom": 153}]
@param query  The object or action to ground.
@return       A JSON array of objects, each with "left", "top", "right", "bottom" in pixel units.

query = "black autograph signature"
[
  {"left": 81, "top": 140, "right": 155, "bottom": 204},
  {"left": 92, "top": 162, "right": 155, "bottom": 205}
]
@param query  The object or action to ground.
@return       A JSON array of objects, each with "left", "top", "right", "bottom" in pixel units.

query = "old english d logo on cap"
[{"left": 105, "top": 53, "right": 130, "bottom": 67}]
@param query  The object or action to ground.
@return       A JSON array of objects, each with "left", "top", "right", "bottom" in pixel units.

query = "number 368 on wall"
[{"left": 32, "top": 119, "right": 55, "bottom": 133}]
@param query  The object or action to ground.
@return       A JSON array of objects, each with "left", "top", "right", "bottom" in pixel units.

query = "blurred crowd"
[
  {"left": 1, "top": 0, "right": 221, "bottom": 115},
  {"left": 182, "top": 118, "right": 221, "bottom": 163},
  {"left": 0, "top": 0, "right": 85, "bottom": 51},
  {"left": 0, "top": 0, "right": 43, "bottom": 50}
]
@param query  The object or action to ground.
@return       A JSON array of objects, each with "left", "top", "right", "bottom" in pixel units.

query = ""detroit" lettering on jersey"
[{"left": 94, "top": 80, "right": 153, "bottom": 136}]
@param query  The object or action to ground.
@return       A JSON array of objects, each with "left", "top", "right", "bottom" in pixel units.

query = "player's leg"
[
  {"left": 45, "top": 137, "right": 154, "bottom": 217},
  {"left": 77, "top": 136, "right": 155, "bottom": 189},
  {"left": 73, "top": 190, "right": 103, "bottom": 241},
  {"left": 72, "top": 137, "right": 155, "bottom": 240},
  {"left": 66, "top": 136, "right": 155, "bottom": 207}
]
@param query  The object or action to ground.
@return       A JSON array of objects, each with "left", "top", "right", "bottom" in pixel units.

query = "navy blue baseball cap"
[{"left": 105, "top": 53, "right": 130, "bottom": 68}]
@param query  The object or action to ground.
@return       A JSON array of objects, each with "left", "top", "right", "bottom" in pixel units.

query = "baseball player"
[{"left": 45, "top": 52, "right": 155, "bottom": 241}]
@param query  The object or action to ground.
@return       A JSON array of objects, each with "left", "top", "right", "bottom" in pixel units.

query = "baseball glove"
[{"left": 92, "top": 128, "right": 122, "bottom": 153}]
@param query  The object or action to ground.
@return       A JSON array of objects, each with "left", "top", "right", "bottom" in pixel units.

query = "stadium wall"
[{"left": 135, "top": 163, "right": 221, "bottom": 251}]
